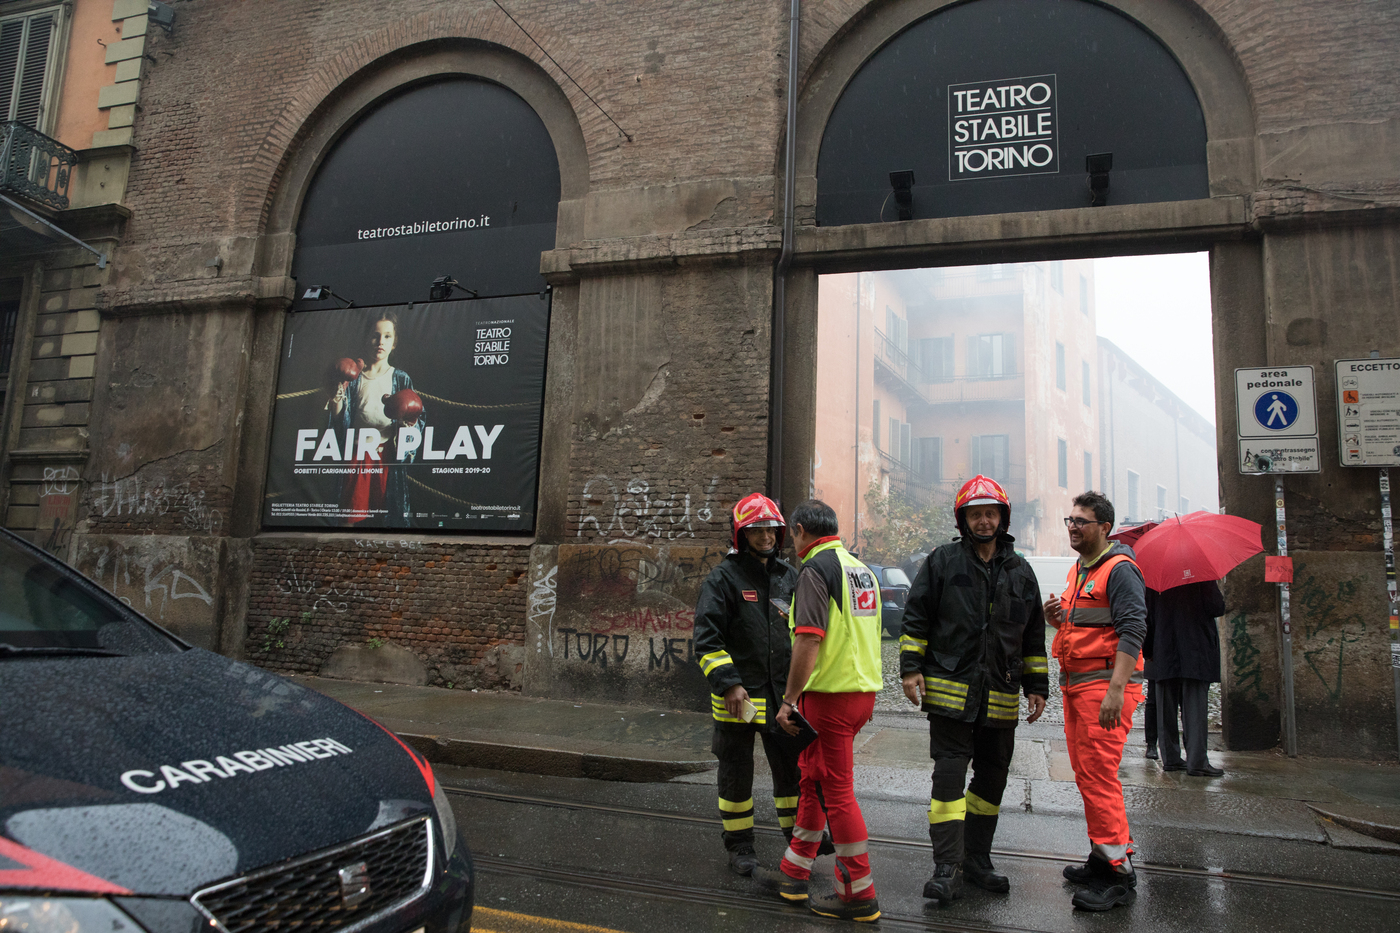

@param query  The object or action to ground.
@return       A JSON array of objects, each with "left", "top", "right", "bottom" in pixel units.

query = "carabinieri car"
[{"left": 0, "top": 528, "right": 473, "bottom": 933}]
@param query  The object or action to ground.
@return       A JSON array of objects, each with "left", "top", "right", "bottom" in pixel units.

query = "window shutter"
[
  {"left": 2, "top": 11, "right": 56, "bottom": 128},
  {"left": 1002, "top": 333, "right": 1015, "bottom": 376}
]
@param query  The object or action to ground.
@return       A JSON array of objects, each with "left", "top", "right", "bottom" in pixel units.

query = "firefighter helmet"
[
  {"left": 954, "top": 475, "right": 1010, "bottom": 540},
  {"left": 731, "top": 493, "right": 786, "bottom": 552}
]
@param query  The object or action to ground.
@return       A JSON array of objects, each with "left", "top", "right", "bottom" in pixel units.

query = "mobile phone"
[
  {"left": 739, "top": 699, "right": 759, "bottom": 723},
  {"left": 770, "top": 598, "right": 790, "bottom": 618}
]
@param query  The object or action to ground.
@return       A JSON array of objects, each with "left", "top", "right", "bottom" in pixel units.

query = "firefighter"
[
  {"left": 1044, "top": 490, "right": 1147, "bottom": 912},
  {"left": 694, "top": 493, "right": 804, "bottom": 875},
  {"left": 899, "top": 475, "right": 1048, "bottom": 904}
]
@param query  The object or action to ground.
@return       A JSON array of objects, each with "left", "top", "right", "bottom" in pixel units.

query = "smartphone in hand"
[{"left": 739, "top": 699, "right": 759, "bottom": 723}]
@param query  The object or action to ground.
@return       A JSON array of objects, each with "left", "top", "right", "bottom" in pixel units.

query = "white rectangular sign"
[
  {"left": 1235, "top": 367, "right": 1317, "bottom": 438},
  {"left": 1334, "top": 358, "right": 1400, "bottom": 467},
  {"left": 1239, "top": 438, "right": 1321, "bottom": 474}
]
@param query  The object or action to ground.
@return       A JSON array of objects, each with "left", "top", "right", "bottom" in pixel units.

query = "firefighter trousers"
[
  {"left": 712, "top": 723, "right": 802, "bottom": 851},
  {"left": 926, "top": 715, "right": 1017, "bottom": 864},
  {"left": 780, "top": 691, "right": 878, "bottom": 903},
  {"left": 1063, "top": 679, "right": 1142, "bottom": 867}
]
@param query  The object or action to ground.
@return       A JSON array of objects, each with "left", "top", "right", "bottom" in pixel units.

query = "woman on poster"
[{"left": 326, "top": 311, "right": 424, "bottom": 527}]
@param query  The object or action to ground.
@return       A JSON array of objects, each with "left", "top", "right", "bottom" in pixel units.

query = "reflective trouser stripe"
[
  {"left": 833, "top": 840, "right": 868, "bottom": 857},
  {"left": 792, "top": 824, "right": 824, "bottom": 842},
  {"left": 775, "top": 794, "right": 798, "bottom": 829},
  {"left": 929, "top": 797, "right": 967, "bottom": 823},
  {"left": 966, "top": 790, "right": 999, "bottom": 816},
  {"left": 782, "top": 846, "right": 816, "bottom": 870},
  {"left": 845, "top": 874, "right": 874, "bottom": 896},
  {"left": 719, "top": 795, "right": 754, "bottom": 832},
  {"left": 1092, "top": 841, "right": 1133, "bottom": 869},
  {"left": 774, "top": 795, "right": 800, "bottom": 809}
]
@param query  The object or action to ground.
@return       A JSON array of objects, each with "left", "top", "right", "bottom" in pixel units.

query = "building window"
[
  {"left": 915, "top": 437, "right": 943, "bottom": 482},
  {"left": 890, "top": 417, "right": 901, "bottom": 460},
  {"left": 1126, "top": 471, "right": 1139, "bottom": 523},
  {"left": 1084, "top": 452, "right": 1093, "bottom": 492},
  {"left": 872, "top": 399, "right": 880, "bottom": 451},
  {"left": 1049, "top": 261, "right": 1064, "bottom": 292},
  {"left": 920, "top": 336, "right": 954, "bottom": 382},
  {"left": 968, "top": 333, "right": 1014, "bottom": 379},
  {"left": 1, "top": 6, "right": 61, "bottom": 129},
  {"left": 1157, "top": 484, "right": 1167, "bottom": 519},
  {"left": 1080, "top": 275, "right": 1089, "bottom": 315},
  {"left": 0, "top": 297, "right": 18, "bottom": 377},
  {"left": 1082, "top": 360, "right": 1091, "bottom": 406},
  {"left": 971, "top": 434, "right": 1009, "bottom": 482},
  {"left": 1057, "top": 438, "right": 1068, "bottom": 488},
  {"left": 978, "top": 263, "right": 1014, "bottom": 281},
  {"left": 1055, "top": 342, "right": 1066, "bottom": 390},
  {"left": 1179, "top": 495, "right": 1190, "bottom": 514}
]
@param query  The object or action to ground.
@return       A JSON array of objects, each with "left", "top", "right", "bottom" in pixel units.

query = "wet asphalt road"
[{"left": 445, "top": 761, "right": 1400, "bottom": 933}]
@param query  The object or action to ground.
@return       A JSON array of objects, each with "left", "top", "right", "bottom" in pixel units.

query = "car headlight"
[
  {"left": 431, "top": 770, "right": 458, "bottom": 861},
  {"left": 0, "top": 897, "right": 138, "bottom": 933}
]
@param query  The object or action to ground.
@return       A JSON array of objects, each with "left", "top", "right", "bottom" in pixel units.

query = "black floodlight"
[
  {"left": 147, "top": 1, "right": 175, "bottom": 33},
  {"left": 429, "top": 275, "right": 479, "bottom": 301},
  {"left": 1086, "top": 152, "right": 1113, "bottom": 207},
  {"left": 300, "top": 286, "right": 355, "bottom": 308},
  {"left": 889, "top": 170, "right": 916, "bottom": 221}
]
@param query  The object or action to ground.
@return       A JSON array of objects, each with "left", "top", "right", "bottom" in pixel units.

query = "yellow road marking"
[{"left": 473, "top": 907, "right": 631, "bottom": 933}]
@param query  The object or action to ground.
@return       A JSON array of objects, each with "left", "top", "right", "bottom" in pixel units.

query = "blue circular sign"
[{"left": 1254, "top": 391, "right": 1298, "bottom": 431}]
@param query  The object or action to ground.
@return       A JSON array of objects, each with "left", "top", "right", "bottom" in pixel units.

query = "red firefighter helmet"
[
  {"left": 731, "top": 493, "right": 786, "bottom": 552},
  {"left": 954, "top": 475, "right": 1010, "bottom": 537}
]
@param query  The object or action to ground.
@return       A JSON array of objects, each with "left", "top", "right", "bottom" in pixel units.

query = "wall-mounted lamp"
[
  {"left": 429, "top": 275, "right": 478, "bottom": 301},
  {"left": 301, "top": 286, "right": 355, "bottom": 308},
  {"left": 147, "top": 1, "right": 175, "bottom": 33},
  {"left": 1086, "top": 152, "right": 1112, "bottom": 207},
  {"left": 889, "top": 170, "right": 916, "bottom": 221}
]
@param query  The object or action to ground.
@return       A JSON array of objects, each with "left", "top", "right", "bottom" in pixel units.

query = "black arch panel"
[
  {"left": 293, "top": 78, "right": 561, "bottom": 307},
  {"left": 816, "top": 0, "right": 1209, "bottom": 225}
]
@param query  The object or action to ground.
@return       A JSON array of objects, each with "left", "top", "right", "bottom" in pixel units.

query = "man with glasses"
[{"left": 1043, "top": 492, "right": 1147, "bottom": 912}]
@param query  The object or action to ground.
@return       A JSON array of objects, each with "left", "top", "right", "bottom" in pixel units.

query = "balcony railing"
[
  {"left": 921, "top": 372, "right": 1025, "bottom": 403},
  {"left": 1, "top": 121, "right": 77, "bottom": 211}
]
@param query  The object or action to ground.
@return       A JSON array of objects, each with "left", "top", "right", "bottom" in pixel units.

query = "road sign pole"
[
  {"left": 1275, "top": 476, "right": 1298, "bottom": 757},
  {"left": 1380, "top": 469, "right": 1399, "bottom": 762}
]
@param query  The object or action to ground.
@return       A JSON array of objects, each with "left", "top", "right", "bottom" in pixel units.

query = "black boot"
[
  {"left": 922, "top": 862, "right": 964, "bottom": 903},
  {"left": 1063, "top": 854, "right": 1137, "bottom": 889},
  {"left": 727, "top": 844, "right": 758, "bottom": 876},
  {"left": 808, "top": 891, "right": 881, "bottom": 922},
  {"left": 1071, "top": 866, "right": 1137, "bottom": 911},
  {"left": 753, "top": 866, "right": 808, "bottom": 902},
  {"left": 963, "top": 852, "right": 1009, "bottom": 893}
]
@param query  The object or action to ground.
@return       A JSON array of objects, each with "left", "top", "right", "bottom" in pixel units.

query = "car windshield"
[
  {"left": 883, "top": 568, "right": 912, "bottom": 588},
  {"left": 0, "top": 535, "right": 179, "bottom": 655}
]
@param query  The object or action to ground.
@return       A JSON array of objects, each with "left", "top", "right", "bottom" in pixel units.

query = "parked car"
[
  {"left": 863, "top": 563, "right": 913, "bottom": 638},
  {"left": 0, "top": 529, "right": 473, "bottom": 933}
]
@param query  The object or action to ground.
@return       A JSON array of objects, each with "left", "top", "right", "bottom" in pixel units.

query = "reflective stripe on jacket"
[
  {"left": 1053, "top": 552, "right": 1145, "bottom": 688},
  {"left": 791, "top": 540, "right": 883, "bottom": 693},
  {"left": 898, "top": 536, "right": 1048, "bottom": 726}
]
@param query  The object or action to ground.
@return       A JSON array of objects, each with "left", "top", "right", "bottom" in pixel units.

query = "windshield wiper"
[{"left": 0, "top": 643, "right": 126, "bottom": 658}]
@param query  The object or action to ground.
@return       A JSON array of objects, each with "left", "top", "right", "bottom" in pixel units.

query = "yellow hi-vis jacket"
[{"left": 791, "top": 539, "right": 883, "bottom": 693}]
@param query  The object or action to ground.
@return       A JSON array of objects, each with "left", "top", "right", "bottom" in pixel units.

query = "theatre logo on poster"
[{"left": 948, "top": 74, "right": 1058, "bottom": 181}]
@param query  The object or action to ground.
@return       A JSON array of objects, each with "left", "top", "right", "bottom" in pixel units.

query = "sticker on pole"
[
  {"left": 1236, "top": 368, "right": 1317, "bottom": 438},
  {"left": 1238, "top": 438, "right": 1321, "bottom": 474},
  {"left": 1333, "top": 358, "right": 1400, "bottom": 467}
]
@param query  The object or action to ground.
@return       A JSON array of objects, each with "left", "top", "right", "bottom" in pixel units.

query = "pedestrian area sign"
[
  {"left": 1335, "top": 357, "right": 1400, "bottom": 467},
  {"left": 1236, "top": 366, "right": 1319, "bottom": 473}
]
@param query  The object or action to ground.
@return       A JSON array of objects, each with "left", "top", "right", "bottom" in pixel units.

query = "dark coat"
[
  {"left": 1143, "top": 580, "right": 1225, "bottom": 682},
  {"left": 899, "top": 535, "right": 1048, "bottom": 726}
]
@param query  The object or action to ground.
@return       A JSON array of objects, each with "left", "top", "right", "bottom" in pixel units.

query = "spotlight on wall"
[
  {"left": 300, "top": 286, "right": 355, "bottom": 308},
  {"left": 429, "top": 275, "right": 479, "bottom": 301},
  {"left": 147, "top": 1, "right": 175, "bottom": 33},
  {"left": 889, "top": 170, "right": 916, "bottom": 221},
  {"left": 1086, "top": 152, "right": 1113, "bottom": 207}
]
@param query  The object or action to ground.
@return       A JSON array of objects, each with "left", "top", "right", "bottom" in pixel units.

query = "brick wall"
[{"left": 245, "top": 537, "right": 531, "bottom": 689}]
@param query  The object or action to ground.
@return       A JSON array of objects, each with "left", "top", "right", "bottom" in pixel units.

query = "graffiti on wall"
[
  {"left": 274, "top": 552, "right": 371, "bottom": 615},
  {"left": 1292, "top": 570, "right": 1370, "bottom": 703},
  {"left": 577, "top": 475, "right": 721, "bottom": 541},
  {"left": 1227, "top": 612, "right": 1268, "bottom": 703},
  {"left": 528, "top": 560, "right": 558, "bottom": 656},
  {"left": 84, "top": 543, "right": 214, "bottom": 620},
  {"left": 38, "top": 465, "right": 81, "bottom": 552},
  {"left": 89, "top": 472, "right": 224, "bottom": 536}
]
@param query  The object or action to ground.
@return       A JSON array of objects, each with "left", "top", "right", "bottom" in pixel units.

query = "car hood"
[{"left": 1, "top": 649, "right": 434, "bottom": 896}]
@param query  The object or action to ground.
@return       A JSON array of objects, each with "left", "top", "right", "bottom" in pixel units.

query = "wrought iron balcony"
[{"left": 1, "top": 121, "right": 76, "bottom": 211}]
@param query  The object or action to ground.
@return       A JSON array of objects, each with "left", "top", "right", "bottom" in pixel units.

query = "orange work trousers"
[{"left": 1062, "top": 679, "right": 1142, "bottom": 867}]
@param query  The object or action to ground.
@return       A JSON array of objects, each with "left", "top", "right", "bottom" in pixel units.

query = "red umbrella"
[
  {"left": 1108, "top": 521, "right": 1158, "bottom": 548},
  {"left": 1131, "top": 511, "right": 1263, "bottom": 592}
]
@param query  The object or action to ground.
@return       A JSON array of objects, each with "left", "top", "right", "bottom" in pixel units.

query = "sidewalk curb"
[
  {"left": 396, "top": 731, "right": 718, "bottom": 783},
  {"left": 1307, "top": 805, "right": 1400, "bottom": 846}
]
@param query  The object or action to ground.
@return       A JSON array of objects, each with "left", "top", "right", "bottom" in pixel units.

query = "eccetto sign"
[{"left": 1334, "top": 357, "right": 1400, "bottom": 467}]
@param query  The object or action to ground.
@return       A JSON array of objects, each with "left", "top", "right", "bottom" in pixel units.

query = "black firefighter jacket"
[
  {"left": 899, "top": 536, "right": 1049, "bottom": 727},
  {"left": 693, "top": 550, "right": 799, "bottom": 728}
]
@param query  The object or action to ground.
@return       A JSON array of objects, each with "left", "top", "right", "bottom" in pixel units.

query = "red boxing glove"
[
  {"left": 382, "top": 388, "right": 423, "bottom": 422},
  {"left": 331, "top": 357, "right": 362, "bottom": 383}
]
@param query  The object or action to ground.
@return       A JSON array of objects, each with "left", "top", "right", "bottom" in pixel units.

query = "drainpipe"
[
  {"left": 770, "top": 0, "right": 800, "bottom": 503},
  {"left": 853, "top": 273, "right": 861, "bottom": 546}
]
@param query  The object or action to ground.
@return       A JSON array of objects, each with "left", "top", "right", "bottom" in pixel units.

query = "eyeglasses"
[{"left": 1063, "top": 516, "right": 1105, "bottom": 528}]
